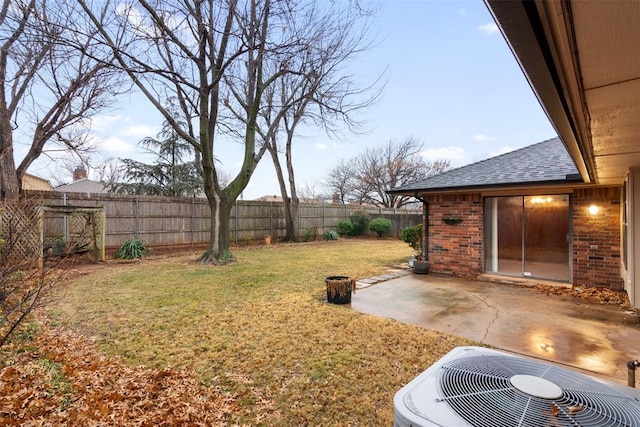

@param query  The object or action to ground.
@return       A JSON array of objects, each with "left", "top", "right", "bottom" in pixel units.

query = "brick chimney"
[{"left": 73, "top": 166, "right": 87, "bottom": 181}]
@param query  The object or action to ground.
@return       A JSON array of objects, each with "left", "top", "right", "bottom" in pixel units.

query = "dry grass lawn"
[{"left": 4, "top": 239, "right": 475, "bottom": 425}]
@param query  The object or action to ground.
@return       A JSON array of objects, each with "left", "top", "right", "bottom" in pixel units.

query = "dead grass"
[{"left": 3, "top": 239, "right": 475, "bottom": 425}]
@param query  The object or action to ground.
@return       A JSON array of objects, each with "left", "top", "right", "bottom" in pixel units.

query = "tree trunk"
[
  {"left": 198, "top": 192, "right": 232, "bottom": 264},
  {"left": 270, "top": 148, "right": 296, "bottom": 242},
  {"left": 285, "top": 132, "right": 300, "bottom": 241},
  {"left": 0, "top": 132, "right": 20, "bottom": 199},
  {"left": 290, "top": 196, "right": 300, "bottom": 241}
]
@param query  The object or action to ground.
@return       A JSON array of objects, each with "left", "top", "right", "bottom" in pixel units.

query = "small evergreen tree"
[{"left": 110, "top": 109, "right": 203, "bottom": 197}]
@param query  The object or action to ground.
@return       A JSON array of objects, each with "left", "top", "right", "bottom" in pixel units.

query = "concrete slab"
[{"left": 351, "top": 273, "right": 640, "bottom": 386}]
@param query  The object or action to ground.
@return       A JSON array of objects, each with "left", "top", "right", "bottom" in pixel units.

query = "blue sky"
[{"left": 24, "top": 0, "right": 556, "bottom": 199}]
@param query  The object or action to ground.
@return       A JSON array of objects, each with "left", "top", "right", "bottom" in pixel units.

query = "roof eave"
[
  {"left": 484, "top": 0, "right": 595, "bottom": 184},
  {"left": 388, "top": 178, "right": 586, "bottom": 197}
]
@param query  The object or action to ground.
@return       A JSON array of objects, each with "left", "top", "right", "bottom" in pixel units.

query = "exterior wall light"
[{"left": 588, "top": 205, "right": 600, "bottom": 215}]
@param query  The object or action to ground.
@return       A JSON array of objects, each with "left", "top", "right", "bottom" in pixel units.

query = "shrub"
[
  {"left": 348, "top": 212, "right": 370, "bottom": 236},
  {"left": 402, "top": 224, "right": 423, "bottom": 254},
  {"left": 323, "top": 230, "right": 339, "bottom": 240},
  {"left": 115, "top": 239, "right": 149, "bottom": 259},
  {"left": 369, "top": 217, "right": 392, "bottom": 237},
  {"left": 302, "top": 227, "right": 316, "bottom": 242},
  {"left": 337, "top": 220, "right": 353, "bottom": 236}
]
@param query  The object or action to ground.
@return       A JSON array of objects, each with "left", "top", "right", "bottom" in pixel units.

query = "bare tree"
[
  {"left": 327, "top": 137, "right": 450, "bottom": 208},
  {"left": 0, "top": 0, "right": 126, "bottom": 199},
  {"left": 76, "top": 0, "right": 369, "bottom": 263},
  {"left": 297, "top": 178, "right": 327, "bottom": 203},
  {"left": 93, "top": 158, "right": 122, "bottom": 187},
  {"left": 250, "top": 4, "right": 380, "bottom": 241},
  {"left": 326, "top": 159, "right": 358, "bottom": 204}
]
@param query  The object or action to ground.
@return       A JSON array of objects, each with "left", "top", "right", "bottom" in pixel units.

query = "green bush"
[
  {"left": 337, "top": 220, "right": 353, "bottom": 236},
  {"left": 115, "top": 238, "right": 149, "bottom": 259},
  {"left": 302, "top": 227, "right": 316, "bottom": 242},
  {"left": 348, "top": 212, "right": 370, "bottom": 236},
  {"left": 323, "top": 230, "right": 339, "bottom": 240},
  {"left": 401, "top": 224, "right": 423, "bottom": 254},
  {"left": 369, "top": 217, "right": 392, "bottom": 237}
]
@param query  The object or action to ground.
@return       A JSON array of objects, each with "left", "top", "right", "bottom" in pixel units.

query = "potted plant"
[
  {"left": 402, "top": 224, "right": 429, "bottom": 274},
  {"left": 325, "top": 276, "right": 356, "bottom": 304}
]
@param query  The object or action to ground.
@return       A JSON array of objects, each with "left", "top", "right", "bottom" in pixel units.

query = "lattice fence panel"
[
  {"left": 41, "top": 208, "right": 105, "bottom": 261},
  {"left": 66, "top": 212, "right": 103, "bottom": 259},
  {"left": 0, "top": 203, "right": 41, "bottom": 265}
]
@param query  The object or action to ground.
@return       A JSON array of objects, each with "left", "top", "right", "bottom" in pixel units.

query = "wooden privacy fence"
[{"left": 23, "top": 191, "right": 422, "bottom": 249}]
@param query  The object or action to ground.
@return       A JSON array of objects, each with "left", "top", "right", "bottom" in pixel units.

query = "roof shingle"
[{"left": 390, "top": 137, "right": 581, "bottom": 194}]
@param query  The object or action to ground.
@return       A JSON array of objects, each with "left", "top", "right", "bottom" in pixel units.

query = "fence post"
[
  {"left": 298, "top": 201, "right": 301, "bottom": 240},
  {"left": 135, "top": 196, "right": 139, "bottom": 239},
  {"left": 62, "top": 193, "right": 68, "bottom": 242},
  {"left": 190, "top": 196, "right": 195, "bottom": 247}
]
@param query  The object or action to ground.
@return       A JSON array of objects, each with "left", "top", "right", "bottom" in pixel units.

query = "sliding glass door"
[{"left": 484, "top": 195, "right": 571, "bottom": 281}]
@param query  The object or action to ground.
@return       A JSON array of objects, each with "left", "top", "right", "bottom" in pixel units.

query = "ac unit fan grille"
[{"left": 436, "top": 355, "right": 640, "bottom": 427}]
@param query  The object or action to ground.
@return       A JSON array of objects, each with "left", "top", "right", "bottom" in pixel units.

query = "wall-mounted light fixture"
[{"left": 588, "top": 205, "right": 600, "bottom": 215}]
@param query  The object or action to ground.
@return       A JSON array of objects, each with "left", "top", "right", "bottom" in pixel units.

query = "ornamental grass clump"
[
  {"left": 114, "top": 239, "right": 149, "bottom": 260},
  {"left": 322, "top": 230, "right": 339, "bottom": 240}
]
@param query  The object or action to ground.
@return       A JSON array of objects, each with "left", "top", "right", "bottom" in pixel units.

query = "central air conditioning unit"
[{"left": 394, "top": 346, "right": 640, "bottom": 427}]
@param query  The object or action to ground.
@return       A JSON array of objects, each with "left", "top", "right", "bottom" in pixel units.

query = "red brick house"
[
  {"left": 392, "top": 1, "right": 640, "bottom": 308},
  {"left": 390, "top": 138, "right": 621, "bottom": 289}
]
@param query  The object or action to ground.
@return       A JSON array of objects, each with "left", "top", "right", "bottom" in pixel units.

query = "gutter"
[{"left": 483, "top": 0, "right": 595, "bottom": 184}]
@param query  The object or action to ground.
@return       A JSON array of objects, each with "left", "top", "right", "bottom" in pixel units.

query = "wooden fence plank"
[{"left": 24, "top": 190, "right": 421, "bottom": 248}]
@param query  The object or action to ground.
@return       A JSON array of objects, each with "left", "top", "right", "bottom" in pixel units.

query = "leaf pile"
[
  {"left": 532, "top": 284, "right": 631, "bottom": 307},
  {"left": 0, "top": 328, "right": 249, "bottom": 426}
]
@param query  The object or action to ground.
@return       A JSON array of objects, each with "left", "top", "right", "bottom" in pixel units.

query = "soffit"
[
  {"left": 485, "top": 0, "right": 640, "bottom": 187},
  {"left": 570, "top": 1, "right": 640, "bottom": 185}
]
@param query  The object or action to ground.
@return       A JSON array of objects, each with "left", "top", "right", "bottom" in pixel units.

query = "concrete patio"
[{"left": 351, "top": 271, "right": 640, "bottom": 386}]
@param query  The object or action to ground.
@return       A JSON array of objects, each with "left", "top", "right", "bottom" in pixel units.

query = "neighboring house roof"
[
  {"left": 390, "top": 137, "right": 582, "bottom": 194},
  {"left": 55, "top": 178, "right": 107, "bottom": 194},
  {"left": 253, "top": 194, "right": 322, "bottom": 204},
  {"left": 255, "top": 195, "right": 283, "bottom": 202},
  {"left": 22, "top": 173, "right": 54, "bottom": 191}
]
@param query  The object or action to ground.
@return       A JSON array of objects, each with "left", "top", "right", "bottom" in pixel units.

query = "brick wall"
[
  {"left": 426, "top": 193, "right": 483, "bottom": 277},
  {"left": 573, "top": 187, "right": 622, "bottom": 289},
  {"left": 423, "top": 187, "right": 623, "bottom": 289}
]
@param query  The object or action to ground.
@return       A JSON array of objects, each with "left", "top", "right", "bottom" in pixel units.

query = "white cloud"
[
  {"left": 95, "top": 136, "right": 136, "bottom": 154},
  {"left": 89, "top": 114, "right": 131, "bottom": 132},
  {"left": 489, "top": 146, "right": 514, "bottom": 157},
  {"left": 421, "top": 146, "right": 466, "bottom": 162},
  {"left": 120, "top": 124, "right": 157, "bottom": 139},
  {"left": 314, "top": 142, "right": 328, "bottom": 150},
  {"left": 473, "top": 134, "right": 496, "bottom": 141},
  {"left": 477, "top": 23, "right": 499, "bottom": 35}
]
